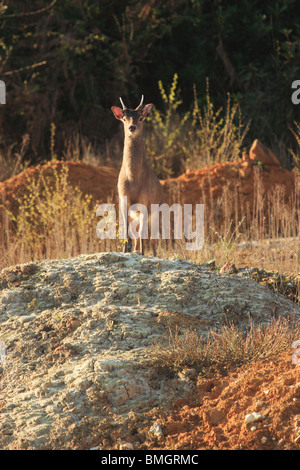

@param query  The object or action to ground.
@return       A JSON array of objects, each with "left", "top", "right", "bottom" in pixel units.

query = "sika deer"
[{"left": 111, "top": 95, "right": 164, "bottom": 256}]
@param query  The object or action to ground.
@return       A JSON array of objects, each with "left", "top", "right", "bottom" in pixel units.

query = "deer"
[{"left": 111, "top": 95, "right": 164, "bottom": 256}]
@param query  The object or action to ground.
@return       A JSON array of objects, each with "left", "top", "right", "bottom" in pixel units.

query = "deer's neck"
[{"left": 122, "top": 134, "right": 146, "bottom": 178}]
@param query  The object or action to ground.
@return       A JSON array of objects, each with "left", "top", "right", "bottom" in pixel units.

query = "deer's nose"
[{"left": 129, "top": 125, "right": 136, "bottom": 132}]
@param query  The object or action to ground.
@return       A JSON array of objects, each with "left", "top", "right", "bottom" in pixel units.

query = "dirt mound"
[
  {"left": 142, "top": 350, "right": 300, "bottom": 450},
  {"left": 0, "top": 253, "right": 299, "bottom": 450},
  {"left": 0, "top": 161, "right": 119, "bottom": 218},
  {"left": 162, "top": 142, "right": 296, "bottom": 216},
  {"left": 0, "top": 140, "right": 297, "bottom": 224}
]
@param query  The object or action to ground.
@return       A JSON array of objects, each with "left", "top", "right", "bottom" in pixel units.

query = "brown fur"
[{"left": 111, "top": 97, "right": 164, "bottom": 255}]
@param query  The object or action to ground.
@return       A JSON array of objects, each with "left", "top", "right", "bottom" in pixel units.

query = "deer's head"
[{"left": 111, "top": 95, "right": 153, "bottom": 137}]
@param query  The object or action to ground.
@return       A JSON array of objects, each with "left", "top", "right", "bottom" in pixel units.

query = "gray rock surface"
[{"left": 0, "top": 252, "right": 299, "bottom": 449}]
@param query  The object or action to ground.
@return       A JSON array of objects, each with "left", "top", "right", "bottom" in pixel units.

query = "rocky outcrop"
[
  {"left": 248, "top": 139, "right": 281, "bottom": 167},
  {"left": 0, "top": 252, "right": 299, "bottom": 449}
]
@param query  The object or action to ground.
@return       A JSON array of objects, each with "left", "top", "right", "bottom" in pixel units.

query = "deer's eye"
[{"left": 139, "top": 117, "right": 143, "bottom": 121}]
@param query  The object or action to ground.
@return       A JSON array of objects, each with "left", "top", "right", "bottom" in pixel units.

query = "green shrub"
[
  {"left": 144, "top": 73, "right": 190, "bottom": 178},
  {"left": 145, "top": 75, "right": 249, "bottom": 178}
]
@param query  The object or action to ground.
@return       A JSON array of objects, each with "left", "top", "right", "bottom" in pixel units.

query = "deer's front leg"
[
  {"left": 128, "top": 204, "right": 148, "bottom": 255},
  {"left": 119, "top": 195, "right": 130, "bottom": 253},
  {"left": 131, "top": 219, "right": 141, "bottom": 254}
]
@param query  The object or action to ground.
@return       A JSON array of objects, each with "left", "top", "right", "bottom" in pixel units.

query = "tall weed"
[
  {"left": 2, "top": 165, "right": 100, "bottom": 266},
  {"left": 186, "top": 79, "right": 250, "bottom": 169},
  {"left": 144, "top": 73, "right": 190, "bottom": 178},
  {"left": 145, "top": 75, "right": 249, "bottom": 178},
  {"left": 149, "top": 316, "right": 300, "bottom": 374}
]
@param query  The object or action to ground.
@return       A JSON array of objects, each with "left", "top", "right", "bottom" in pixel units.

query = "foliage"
[
  {"left": 186, "top": 80, "right": 250, "bottom": 169},
  {"left": 6, "top": 165, "right": 98, "bottom": 260},
  {"left": 144, "top": 74, "right": 249, "bottom": 178},
  {"left": 289, "top": 121, "right": 300, "bottom": 170},
  {"left": 0, "top": 0, "right": 300, "bottom": 168},
  {"left": 144, "top": 73, "right": 190, "bottom": 177}
]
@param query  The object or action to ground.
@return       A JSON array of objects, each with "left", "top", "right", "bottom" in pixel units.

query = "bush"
[
  {"left": 1, "top": 1, "right": 300, "bottom": 168},
  {"left": 145, "top": 75, "right": 249, "bottom": 178},
  {"left": 3, "top": 164, "right": 99, "bottom": 263}
]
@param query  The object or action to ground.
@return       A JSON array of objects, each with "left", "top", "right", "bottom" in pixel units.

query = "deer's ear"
[
  {"left": 111, "top": 106, "right": 124, "bottom": 120},
  {"left": 141, "top": 103, "right": 153, "bottom": 120}
]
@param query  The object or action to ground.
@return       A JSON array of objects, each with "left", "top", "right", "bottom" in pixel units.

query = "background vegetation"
[
  {"left": 0, "top": 0, "right": 300, "bottom": 280},
  {"left": 1, "top": 0, "right": 300, "bottom": 176}
]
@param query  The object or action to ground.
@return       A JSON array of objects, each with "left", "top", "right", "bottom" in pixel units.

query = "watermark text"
[{"left": 96, "top": 197, "right": 204, "bottom": 250}]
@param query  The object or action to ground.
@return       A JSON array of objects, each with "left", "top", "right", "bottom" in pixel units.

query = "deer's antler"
[
  {"left": 136, "top": 95, "right": 144, "bottom": 109},
  {"left": 119, "top": 97, "right": 127, "bottom": 110}
]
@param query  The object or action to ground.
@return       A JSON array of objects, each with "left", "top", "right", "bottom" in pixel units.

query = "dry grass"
[
  {"left": 143, "top": 75, "right": 249, "bottom": 178},
  {"left": 184, "top": 80, "right": 250, "bottom": 171},
  {"left": 0, "top": 80, "right": 299, "bottom": 273},
  {"left": 156, "top": 168, "right": 300, "bottom": 274},
  {"left": 0, "top": 165, "right": 120, "bottom": 269},
  {"left": 1, "top": 162, "right": 299, "bottom": 274},
  {"left": 0, "top": 133, "right": 31, "bottom": 182},
  {"left": 148, "top": 316, "right": 300, "bottom": 374}
]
